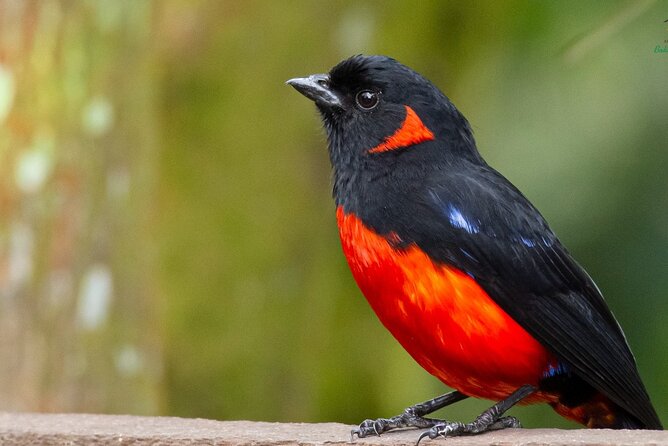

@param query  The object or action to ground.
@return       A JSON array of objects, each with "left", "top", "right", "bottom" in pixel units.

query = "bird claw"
[
  {"left": 416, "top": 416, "right": 522, "bottom": 443},
  {"left": 417, "top": 421, "right": 465, "bottom": 443},
  {"left": 351, "top": 419, "right": 383, "bottom": 439},
  {"left": 351, "top": 409, "right": 443, "bottom": 439}
]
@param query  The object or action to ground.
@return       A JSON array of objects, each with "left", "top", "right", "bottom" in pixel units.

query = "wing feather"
[{"left": 415, "top": 166, "right": 662, "bottom": 428}]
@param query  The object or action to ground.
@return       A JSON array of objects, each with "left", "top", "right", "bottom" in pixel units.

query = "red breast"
[{"left": 337, "top": 206, "right": 557, "bottom": 401}]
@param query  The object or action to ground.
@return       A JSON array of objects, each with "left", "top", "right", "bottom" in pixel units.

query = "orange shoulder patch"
[{"left": 368, "top": 105, "right": 435, "bottom": 153}]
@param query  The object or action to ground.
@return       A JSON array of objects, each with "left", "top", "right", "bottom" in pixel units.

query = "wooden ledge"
[{"left": 0, "top": 413, "right": 665, "bottom": 445}]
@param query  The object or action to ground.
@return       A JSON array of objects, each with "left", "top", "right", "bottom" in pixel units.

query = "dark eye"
[{"left": 355, "top": 90, "right": 379, "bottom": 110}]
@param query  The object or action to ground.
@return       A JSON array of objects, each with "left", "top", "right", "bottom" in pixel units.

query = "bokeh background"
[{"left": 0, "top": 0, "right": 666, "bottom": 430}]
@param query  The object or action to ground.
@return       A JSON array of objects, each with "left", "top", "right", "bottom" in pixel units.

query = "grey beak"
[{"left": 286, "top": 74, "right": 342, "bottom": 109}]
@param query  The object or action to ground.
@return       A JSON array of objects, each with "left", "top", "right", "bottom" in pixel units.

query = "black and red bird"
[{"left": 287, "top": 55, "right": 662, "bottom": 439}]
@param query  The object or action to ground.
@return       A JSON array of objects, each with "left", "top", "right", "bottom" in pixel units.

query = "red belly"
[{"left": 337, "top": 207, "right": 555, "bottom": 400}]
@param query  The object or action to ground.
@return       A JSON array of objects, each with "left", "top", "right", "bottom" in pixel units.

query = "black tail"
[{"left": 610, "top": 406, "right": 662, "bottom": 430}]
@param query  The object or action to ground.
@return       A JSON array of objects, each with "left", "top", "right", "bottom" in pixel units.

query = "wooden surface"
[{"left": 0, "top": 413, "right": 666, "bottom": 445}]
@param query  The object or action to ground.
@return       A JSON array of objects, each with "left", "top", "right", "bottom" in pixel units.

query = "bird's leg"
[
  {"left": 417, "top": 384, "right": 536, "bottom": 442},
  {"left": 352, "top": 390, "right": 468, "bottom": 439}
]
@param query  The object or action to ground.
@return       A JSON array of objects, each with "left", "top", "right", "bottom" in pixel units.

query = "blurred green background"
[{"left": 0, "top": 0, "right": 666, "bottom": 430}]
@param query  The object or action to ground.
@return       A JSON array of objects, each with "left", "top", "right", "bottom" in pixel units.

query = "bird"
[{"left": 286, "top": 55, "right": 662, "bottom": 440}]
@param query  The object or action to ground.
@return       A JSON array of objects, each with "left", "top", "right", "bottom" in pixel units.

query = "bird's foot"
[
  {"left": 351, "top": 407, "right": 443, "bottom": 439},
  {"left": 416, "top": 384, "right": 534, "bottom": 442},
  {"left": 351, "top": 391, "right": 469, "bottom": 439},
  {"left": 417, "top": 415, "right": 521, "bottom": 442}
]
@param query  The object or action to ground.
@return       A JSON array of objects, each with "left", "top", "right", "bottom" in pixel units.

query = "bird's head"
[{"left": 287, "top": 55, "right": 481, "bottom": 175}]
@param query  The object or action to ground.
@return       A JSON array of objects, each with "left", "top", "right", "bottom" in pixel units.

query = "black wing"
[{"left": 404, "top": 163, "right": 661, "bottom": 429}]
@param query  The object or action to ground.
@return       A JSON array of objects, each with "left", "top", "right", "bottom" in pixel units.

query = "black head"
[{"left": 287, "top": 55, "right": 482, "bottom": 203}]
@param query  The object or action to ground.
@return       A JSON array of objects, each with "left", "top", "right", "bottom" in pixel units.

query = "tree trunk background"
[{"left": 0, "top": 0, "right": 162, "bottom": 413}]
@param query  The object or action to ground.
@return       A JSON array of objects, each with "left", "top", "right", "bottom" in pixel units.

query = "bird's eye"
[{"left": 355, "top": 90, "right": 379, "bottom": 110}]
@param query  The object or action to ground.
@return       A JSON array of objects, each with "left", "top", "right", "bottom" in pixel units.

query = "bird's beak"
[{"left": 286, "top": 74, "right": 342, "bottom": 109}]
